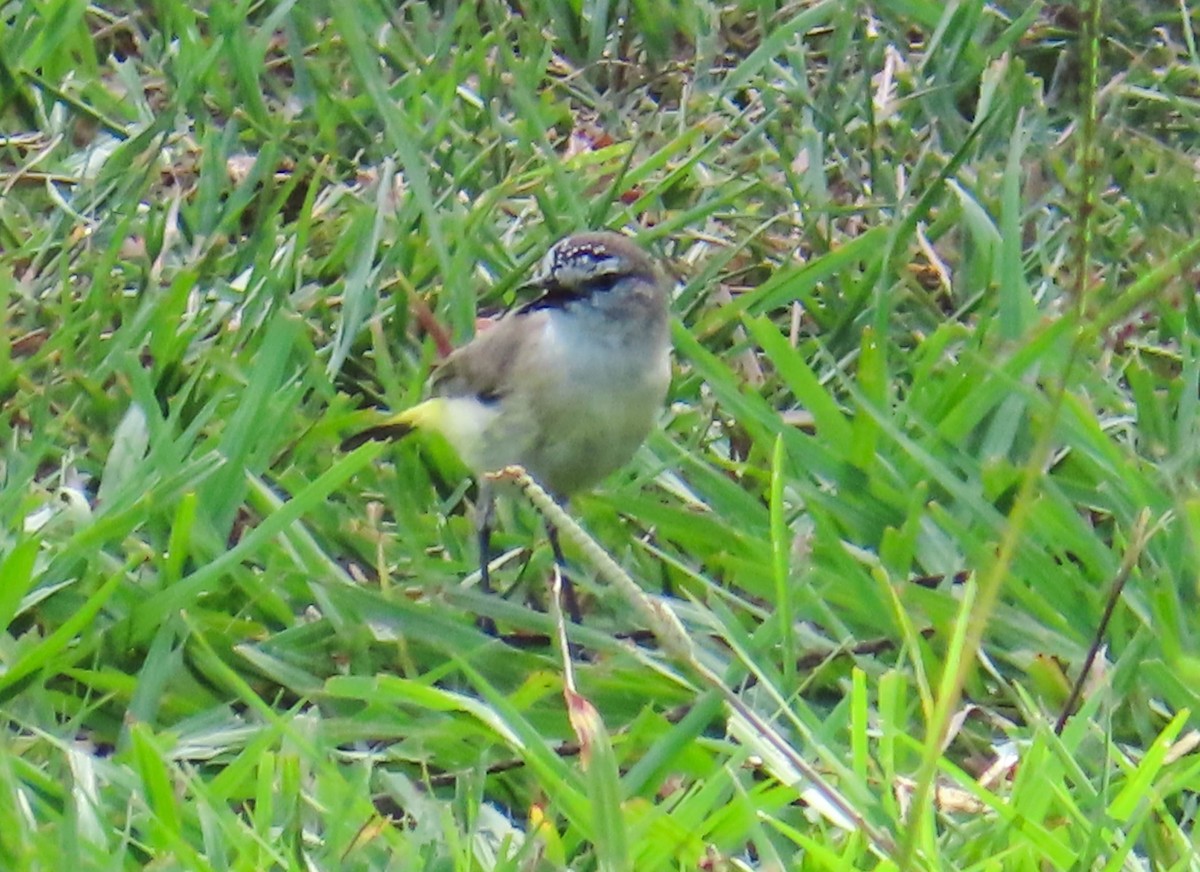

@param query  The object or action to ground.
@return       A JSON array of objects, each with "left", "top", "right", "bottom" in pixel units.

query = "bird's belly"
[
  {"left": 445, "top": 313, "right": 669, "bottom": 496},
  {"left": 518, "top": 340, "right": 670, "bottom": 494}
]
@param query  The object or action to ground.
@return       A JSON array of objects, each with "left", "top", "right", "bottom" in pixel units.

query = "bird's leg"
[
  {"left": 475, "top": 482, "right": 498, "bottom": 635},
  {"left": 545, "top": 520, "right": 583, "bottom": 624}
]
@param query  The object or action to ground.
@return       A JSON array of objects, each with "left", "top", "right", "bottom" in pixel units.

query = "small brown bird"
[{"left": 345, "top": 231, "right": 672, "bottom": 623}]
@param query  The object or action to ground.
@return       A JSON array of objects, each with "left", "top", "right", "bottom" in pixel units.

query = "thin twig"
[{"left": 1054, "top": 509, "right": 1161, "bottom": 734}]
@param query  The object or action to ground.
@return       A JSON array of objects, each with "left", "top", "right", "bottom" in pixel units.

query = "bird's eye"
[{"left": 582, "top": 273, "right": 619, "bottom": 294}]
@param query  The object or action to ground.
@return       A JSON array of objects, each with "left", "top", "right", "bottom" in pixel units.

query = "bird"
[{"left": 344, "top": 230, "right": 672, "bottom": 627}]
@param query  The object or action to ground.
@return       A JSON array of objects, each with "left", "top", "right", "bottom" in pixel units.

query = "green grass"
[{"left": 3, "top": 0, "right": 1200, "bottom": 868}]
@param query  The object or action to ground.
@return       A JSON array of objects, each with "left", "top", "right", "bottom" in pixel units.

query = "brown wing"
[{"left": 429, "top": 309, "right": 547, "bottom": 402}]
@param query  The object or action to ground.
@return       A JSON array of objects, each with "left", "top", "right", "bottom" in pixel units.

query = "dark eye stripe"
[
  {"left": 525, "top": 270, "right": 622, "bottom": 312},
  {"left": 525, "top": 280, "right": 575, "bottom": 311},
  {"left": 580, "top": 272, "right": 619, "bottom": 294}
]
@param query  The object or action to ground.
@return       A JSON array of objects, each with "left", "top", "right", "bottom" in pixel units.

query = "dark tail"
[{"left": 340, "top": 422, "right": 415, "bottom": 451}]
